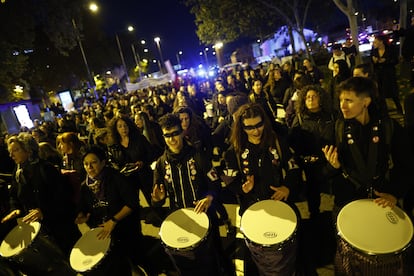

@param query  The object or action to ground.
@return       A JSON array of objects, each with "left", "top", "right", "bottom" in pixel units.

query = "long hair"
[
  {"left": 230, "top": 103, "right": 275, "bottom": 156},
  {"left": 109, "top": 115, "right": 141, "bottom": 145}
]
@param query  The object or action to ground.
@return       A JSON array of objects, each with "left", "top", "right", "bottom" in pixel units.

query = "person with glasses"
[
  {"left": 151, "top": 113, "right": 233, "bottom": 276},
  {"left": 223, "top": 103, "right": 302, "bottom": 275}
]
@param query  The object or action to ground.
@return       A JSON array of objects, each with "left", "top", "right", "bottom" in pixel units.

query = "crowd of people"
[{"left": 0, "top": 33, "right": 414, "bottom": 276}]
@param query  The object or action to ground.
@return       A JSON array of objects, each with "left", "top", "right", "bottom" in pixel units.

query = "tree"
[
  {"left": 0, "top": 0, "right": 97, "bottom": 102},
  {"left": 331, "top": 0, "right": 361, "bottom": 65},
  {"left": 184, "top": 0, "right": 336, "bottom": 61}
]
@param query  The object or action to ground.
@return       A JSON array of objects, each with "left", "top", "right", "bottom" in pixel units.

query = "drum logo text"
[
  {"left": 386, "top": 211, "right": 398, "bottom": 224},
  {"left": 263, "top": 232, "right": 277, "bottom": 239},
  {"left": 177, "top": 237, "right": 190, "bottom": 243}
]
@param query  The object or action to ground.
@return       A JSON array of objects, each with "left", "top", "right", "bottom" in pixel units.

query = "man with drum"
[
  {"left": 151, "top": 113, "right": 233, "bottom": 276},
  {"left": 322, "top": 77, "right": 414, "bottom": 275}
]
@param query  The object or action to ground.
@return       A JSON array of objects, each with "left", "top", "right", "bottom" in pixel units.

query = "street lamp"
[
  {"left": 128, "top": 25, "right": 142, "bottom": 81},
  {"left": 71, "top": 2, "right": 99, "bottom": 88},
  {"left": 154, "top": 37, "right": 165, "bottom": 73},
  {"left": 115, "top": 34, "right": 130, "bottom": 83},
  {"left": 214, "top": 42, "right": 224, "bottom": 68},
  {"left": 176, "top": 51, "right": 183, "bottom": 69}
]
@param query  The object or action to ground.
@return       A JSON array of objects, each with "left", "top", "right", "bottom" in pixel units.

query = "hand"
[
  {"left": 373, "top": 190, "right": 397, "bottom": 208},
  {"left": 242, "top": 175, "right": 254, "bottom": 193},
  {"left": 74, "top": 212, "right": 90, "bottom": 224},
  {"left": 98, "top": 219, "right": 116, "bottom": 240},
  {"left": 134, "top": 161, "right": 144, "bottom": 170},
  {"left": 194, "top": 195, "right": 213, "bottom": 214},
  {"left": 322, "top": 145, "right": 341, "bottom": 169},
  {"left": 270, "top": 185, "right": 290, "bottom": 201},
  {"left": 151, "top": 184, "right": 166, "bottom": 202},
  {"left": 372, "top": 56, "right": 378, "bottom": 63},
  {"left": 1, "top": 209, "right": 21, "bottom": 223},
  {"left": 22, "top": 208, "right": 43, "bottom": 223}
]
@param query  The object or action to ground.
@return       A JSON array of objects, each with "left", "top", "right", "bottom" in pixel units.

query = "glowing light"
[
  {"left": 89, "top": 3, "right": 99, "bottom": 12},
  {"left": 127, "top": 25, "right": 134, "bottom": 32}
]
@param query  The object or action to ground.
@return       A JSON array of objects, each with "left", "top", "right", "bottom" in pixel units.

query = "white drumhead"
[
  {"left": 70, "top": 227, "right": 111, "bottom": 272},
  {"left": 241, "top": 200, "right": 298, "bottom": 246},
  {"left": 159, "top": 208, "right": 209, "bottom": 249},
  {"left": 0, "top": 221, "right": 41, "bottom": 258},
  {"left": 337, "top": 199, "right": 414, "bottom": 254}
]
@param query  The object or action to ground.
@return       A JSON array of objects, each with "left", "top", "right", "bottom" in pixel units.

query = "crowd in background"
[{"left": 1, "top": 33, "right": 414, "bottom": 275}]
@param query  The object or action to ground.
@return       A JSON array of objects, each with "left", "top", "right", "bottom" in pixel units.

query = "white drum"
[
  {"left": 337, "top": 199, "right": 413, "bottom": 255},
  {"left": 70, "top": 227, "right": 111, "bottom": 272},
  {"left": 0, "top": 220, "right": 71, "bottom": 275},
  {"left": 159, "top": 208, "right": 209, "bottom": 250},
  {"left": 0, "top": 221, "right": 41, "bottom": 258},
  {"left": 241, "top": 200, "right": 298, "bottom": 247},
  {"left": 241, "top": 200, "right": 298, "bottom": 276}
]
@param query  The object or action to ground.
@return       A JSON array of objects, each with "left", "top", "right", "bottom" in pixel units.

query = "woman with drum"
[
  {"left": 223, "top": 103, "right": 302, "bottom": 275},
  {"left": 74, "top": 145, "right": 142, "bottom": 276},
  {"left": 152, "top": 113, "right": 233, "bottom": 276},
  {"left": 1, "top": 132, "right": 80, "bottom": 275},
  {"left": 322, "top": 77, "right": 414, "bottom": 275}
]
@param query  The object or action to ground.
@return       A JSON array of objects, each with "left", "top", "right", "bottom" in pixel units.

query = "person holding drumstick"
[
  {"left": 75, "top": 145, "right": 142, "bottom": 276},
  {"left": 322, "top": 77, "right": 414, "bottom": 274},
  {"left": 223, "top": 103, "right": 302, "bottom": 275},
  {"left": 152, "top": 113, "right": 233, "bottom": 276}
]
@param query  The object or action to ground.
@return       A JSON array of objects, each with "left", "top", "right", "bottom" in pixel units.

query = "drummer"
[
  {"left": 75, "top": 145, "right": 142, "bottom": 276},
  {"left": 222, "top": 103, "right": 302, "bottom": 275},
  {"left": 1, "top": 133, "right": 80, "bottom": 256},
  {"left": 151, "top": 113, "right": 233, "bottom": 276},
  {"left": 322, "top": 77, "right": 414, "bottom": 273}
]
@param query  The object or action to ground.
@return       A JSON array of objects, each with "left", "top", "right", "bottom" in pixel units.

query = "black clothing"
[
  {"left": 8, "top": 159, "right": 80, "bottom": 255},
  {"left": 152, "top": 143, "right": 228, "bottom": 276},
  {"left": 77, "top": 166, "right": 142, "bottom": 274},
  {"left": 108, "top": 134, "right": 155, "bottom": 205},
  {"left": 223, "top": 136, "right": 302, "bottom": 215},
  {"left": 371, "top": 45, "right": 403, "bottom": 112},
  {"left": 153, "top": 143, "right": 218, "bottom": 210},
  {"left": 326, "top": 118, "right": 414, "bottom": 207}
]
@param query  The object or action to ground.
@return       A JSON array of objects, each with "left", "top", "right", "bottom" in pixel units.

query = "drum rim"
[
  {"left": 70, "top": 227, "right": 112, "bottom": 272},
  {"left": 240, "top": 200, "right": 298, "bottom": 247},
  {"left": 159, "top": 208, "right": 210, "bottom": 250},
  {"left": 0, "top": 221, "right": 41, "bottom": 258},
  {"left": 337, "top": 199, "right": 414, "bottom": 255}
]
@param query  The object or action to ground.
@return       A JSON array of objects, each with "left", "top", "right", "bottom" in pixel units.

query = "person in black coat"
[
  {"left": 1, "top": 133, "right": 80, "bottom": 275},
  {"left": 322, "top": 77, "right": 414, "bottom": 275},
  {"left": 75, "top": 145, "right": 142, "bottom": 276}
]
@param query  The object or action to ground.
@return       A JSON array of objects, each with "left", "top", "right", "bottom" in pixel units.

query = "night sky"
[{"left": 100, "top": 0, "right": 202, "bottom": 67}]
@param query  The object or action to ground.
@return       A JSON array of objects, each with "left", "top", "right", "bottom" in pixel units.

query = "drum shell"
[
  {"left": 335, "top": 199, "right": 414, "bottom": 275},
  {"left": 4, "top": 231, "right": 73, "bottom": 276},
  {"left": 240, "top": 200, "right": 299, "bottom": 276},
  {"left": 337, "top": 236, "right": 413, "bottom": 276}
]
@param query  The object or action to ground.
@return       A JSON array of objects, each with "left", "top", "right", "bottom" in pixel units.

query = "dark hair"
[
  {"left": 110, "top": 115, "right": 141, "bottom": 144},
  {"left": 296, "top": 85, "right": 332, "bottom": 115},
  {"left": 332, "top": 43, "right": 342, "bottom": 51},
  {"left": 82, "top": 145, "right": 107, "bottom": 162},
  {"left": 230, "top": 103, "right": 275, "bottom": 155},
  {"left": 337, "top": 77, "right": 377, "bottom": 98},
  {"left": 158, "top": 113, "right": 182, "bottom": 131},
  {"left": 353, "top": 63, "right": 373, "bottom": 78},
  {"left": 337, "top": 77, "right": 383, "bottom": 117}
]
